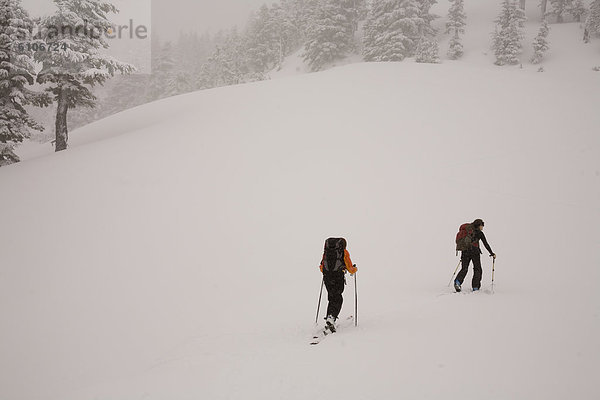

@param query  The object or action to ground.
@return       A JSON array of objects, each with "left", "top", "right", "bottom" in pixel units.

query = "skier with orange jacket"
[{"left": 319, "top": 238, "right": 357, "bottom": 332}]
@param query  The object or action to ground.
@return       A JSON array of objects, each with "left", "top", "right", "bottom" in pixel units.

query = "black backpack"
[{"left": 322, "top": 238, "right": 346, "bottom": 273}]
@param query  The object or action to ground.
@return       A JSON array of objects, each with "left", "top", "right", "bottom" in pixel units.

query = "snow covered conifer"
[
  {"left": 148, "top": 39, "right": 197, "bottom": 100},
  {"left": 418, "top": 0, "right": 439, "bottom": 38},
  {"left": 492, "top": 0, "right": 526, "bottom": 66},
  {"left": 363, "top": 0, "right": 422, "bottom": 62},
  {"left": 35, "top": 0, "right": 135, "bottom": 152},
  {"left": 568, "top": 0, "right": 587, "bottom": 22},
  {"left": 199, "top": 28, "right": 254, "bottom": 88},
  {"left": 347, "top": 0, "right": 369, "bottom": 32},
  {"left": 246, "top": 5, "right": 279, "bottom": 73},
  {"left": 289, "top": 0, "right": 321, "bottom": 37},
  {"left": 0, "top": 143, "right": 19, "bottom": 166},
  {"left": 415, "top": 38, "right": 440, "bottom": 63},
  {"left": 446, "top": 0, "right": 466, "bottom": 59},
  {"left": 0, "top": 0, "right": 48, "bottom": 164},
  {"left": 584, "top": 0, "right": 600, "bottom": 42},
  {"left": 549, "top": 0, "right": 568, "bottom": 22},
  {"left": 447, "top": 36, "right": 464, "bottom": 60},
  {"left": 269, "top": 3, "right": 303, "bottom": 68},
  {"left": 549, "top": 0, "right": 585, "bottom": 22},
  {"left": 93, "top": 74, "right": 150, "bottom": 119},
  {"left": 147, "top": 41, "right": 178, "bottom": 101},
  {"left": 531, "top": 18, "right": 550, "bottom": 64},
  {"left": 303, "top": 0, "right": 355, "bottom": 71}
]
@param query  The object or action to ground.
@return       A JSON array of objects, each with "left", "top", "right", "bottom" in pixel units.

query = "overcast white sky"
[
  {"left": 19, "top": 0, "right": 278, "bottom": 72},
  {"left": 22, "top": 0, "right": 276, "bottom": 40},
  {"left": 152, "top": 0, "right": 276, "bottom": 39}
]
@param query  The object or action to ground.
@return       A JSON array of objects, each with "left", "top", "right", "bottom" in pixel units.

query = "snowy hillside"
[
  {"left": 270, "top": 0, "right": 600, "bottom": 78},
  {"left": 1, "top": 58, "right": 599, "bottom": 399},
  {"left": 13, "top": 0, "right": 600, "bottom": 161}
]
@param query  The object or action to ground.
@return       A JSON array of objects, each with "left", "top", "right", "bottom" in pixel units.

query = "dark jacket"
[{"left": 471, "top": 229, "right": 494, "bottom": 256}]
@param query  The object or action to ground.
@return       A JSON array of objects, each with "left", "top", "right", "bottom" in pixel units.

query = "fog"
[
  {"left": 21, "top": 0, "right": 275, "bottom": 40},
  {"left": 152, "top": 0, "right": 276, "bottom": 39}
]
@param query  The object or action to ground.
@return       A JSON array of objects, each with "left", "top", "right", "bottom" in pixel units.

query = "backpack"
[
  {"left": 455, "top": 223, "right": 476, "bottom": 252},
  {"left": 322, "top": 238, "right": 347, "bottom": 273}
]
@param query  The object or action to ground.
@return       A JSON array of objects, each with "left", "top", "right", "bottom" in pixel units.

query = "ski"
[
  {"left": 437, "top": 286, "right": 493, "bottom": 297},
  {"left": 309, "top": 315, "right": 354, "bottom": 345},
  {"left": 310, "top": 328, "right": 332, "bottom": 345}
]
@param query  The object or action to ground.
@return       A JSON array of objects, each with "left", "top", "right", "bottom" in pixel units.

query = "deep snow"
[
  {"left": 1, "top": 1, "right": 600, "bottom": 399},
  {"left": 1, "top": 59, "right": 599, "bottom": 400},
  {"left": 14, "top": 0, "right": 600, "bottom": 161}
]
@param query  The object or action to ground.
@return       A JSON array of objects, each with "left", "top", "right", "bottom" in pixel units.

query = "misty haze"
[{"left": 1, "top": 1, "right": 599, "bottom": 400}]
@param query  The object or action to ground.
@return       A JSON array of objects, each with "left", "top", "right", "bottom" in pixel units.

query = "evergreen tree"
[
  {"left": 363, "top": 0, "right": 423, "bottom": 62},
  {"left": 0, "top": 0, "right": 48, "bottom": 164},
  {"left": 157, "top": 39, "right": 196, "bottom": 98},
  {"left": 245, "top": 3, "right": 303, "bottom": 73},
  {"left": 531, "top": 18, "right": 550, "bottom": 63},
  {"left": 280, "top": 0, "right": 305, "bottom": 40},
  {"left": 568, "top": 0, "right": 587, "bottom": 22},
  {"left": 418, "top": 0, "right": 439, "bottom": 38},
  {"left": 303, "top": 0, "right": 356, "bottom": 71},
  {"left": 550, "top": 0, "right": 568, "bottom": 22},
  {"left": 446, "top": 0, "right": 466, "bottom": 60},
  {"left": 35, "top": 0, "right": 134, "bottom": 152},
  {"left": 165, "top": 70, "right": 195, "bottom": 96},
  {"left": 0, "top": 142, "right": 19, "bottom": 166},
  {"left": 492, "top": 0, "right": 526, "bottom": 65},
  {"left": 289, "top": 0, "right": 321, "bottom": 37},
  {"left": 269, "top": 3, "right": 303, "bottom": 68},
  {"left": 415, "top": 38, "right": 440, "bottom": 63},
  {"left": 548, "top": 0, "right": 585, "bottom": 22},
  {"left": 147, "top": 41, "right": 177, "bottom": 101},
  {"left": 199, "top": 28, "right": 254, "bottom": 88},
  {"left": 90, "top": 74, "right": 150, "bottom": 120},
  {"left": 447, "top": 36, "right": 464, "bottom": 60},
  {"left": 246, "top": 5, "right": 280, "bottom": 73},
  {"left": 584, "top": 0, "right": 600, "bottom": 42},
  {"left": 341, "top": 0, "right": 368, "bottom": 35}
]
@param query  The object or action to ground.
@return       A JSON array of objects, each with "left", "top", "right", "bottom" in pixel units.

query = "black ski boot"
[
  {"left": 454, "top": 280, "right": 462, "bottom": 293},
  {"left": 325, "top": 315, "right": 337, "bottom": 333}
]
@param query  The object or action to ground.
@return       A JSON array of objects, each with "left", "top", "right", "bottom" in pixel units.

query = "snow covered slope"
[
  {"left": 269, "top": 1, "right": 600, "bottom": 79},
  {"left": 15, "top": 0, "right": 600, "bottom": 162},
  {"left": 1, "top": 59, "right": 599, "bottom": 400}
]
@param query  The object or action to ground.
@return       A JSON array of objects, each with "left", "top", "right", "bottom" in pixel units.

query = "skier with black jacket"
[
  {"left": 319, "top": 238, "right": 357, "bottom": 332},
  {"left": 454, "top": 219, "right": 496, "bottom": 292}
]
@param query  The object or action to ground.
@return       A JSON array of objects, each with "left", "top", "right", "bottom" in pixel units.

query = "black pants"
[
  {"left": 323, "top": 271, "right": 345, "bottom": 319},
  {"left": 456, "top": 251, "right": 482, "bottom": 289}
]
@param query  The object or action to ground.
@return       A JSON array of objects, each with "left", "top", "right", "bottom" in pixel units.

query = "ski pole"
[
  {"left": 447, "top": 260, "right": 462, "bottom": 287},
  {"left": 491, "top": 258, "right": 496, "bottom": 292},
  {"left": 354, "top": 272, "right": 358, "bottom": 327},
  {"left": 315, "top": 277, "right": 324, "bottom": 325}
]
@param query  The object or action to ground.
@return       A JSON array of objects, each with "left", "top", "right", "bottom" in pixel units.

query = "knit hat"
[{"left": 472, "top": 219, "right": 484, "bottom": 228}]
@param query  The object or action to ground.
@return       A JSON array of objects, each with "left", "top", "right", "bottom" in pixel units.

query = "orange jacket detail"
[{"left": 319, "top": 249, "right": 357, "bottom": 274}]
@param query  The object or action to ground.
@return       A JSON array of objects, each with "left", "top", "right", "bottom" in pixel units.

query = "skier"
[
  {"left": 319, "top": 238, "right": 357, "bottom": 332},
  {"left": 454, "top": 219, "right": 496, "bottom": 292}
]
